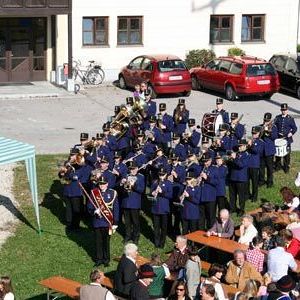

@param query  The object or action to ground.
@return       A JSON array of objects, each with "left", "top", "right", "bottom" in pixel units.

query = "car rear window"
[
  {"left": 157, "top": 60, "right": 187, "bottom": 72},
  {"left": 246, "top": 63, "right": 276, "bottom": 77}
]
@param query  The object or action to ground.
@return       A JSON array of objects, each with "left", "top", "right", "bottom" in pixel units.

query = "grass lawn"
[{"left": 0, "top": 153, "right": 299, "bottom": 299}]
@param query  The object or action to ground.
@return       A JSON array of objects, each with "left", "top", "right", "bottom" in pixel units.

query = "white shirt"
[
  {"left": 90, "top": 283, "right": 116, "bottom": 300},
  {"left": 286, "top": 197, "right": 300, "bottom": 209},
  {"left": 238, "top": 224, "right": 258, "bottom": 245},
  {"left": 4, "top": 293, "right": 14, "bottom": 300}
]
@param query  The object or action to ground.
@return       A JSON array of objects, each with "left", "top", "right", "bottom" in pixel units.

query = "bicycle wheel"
[{"left": 87, "top": 68, "right": 104, "bottom": 85}]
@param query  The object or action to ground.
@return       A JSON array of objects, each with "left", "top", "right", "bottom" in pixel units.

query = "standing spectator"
[
  {"left": 225, "top": 250, "right": 262, "bottom": 290},
  {"left": 267, "top": 236, "right": 298, "bottom": 282},
  {"left": 185, "top": 247, "right": 201, "bottom": 299},
  {"left": 279, "top": 187, "right": 299, "bottom": 213},
  {"left": 202, "top": 264, "right": 227, "bottom": 300},
  {"left": 148, "top": 253, "right": 170, "bottom": 299},
  {"left": 245, "top": 236, "right": 265, "bottom": 273},
  {"left": 80, "top": 270, "right": 115, "bottom": 300},
  {"left": 206, "top": 209, "right": 235, "bottom": 239},
  {"left": 0, "top": 276, "right": 14, "bottom": 300},
  {"left": 199, "top": 284, "right": 216, "bottom": 300},
  {"left": 168, "top": 280, "right": 192, "bottom": 300},
  {"left": 114, "top": 243, "right": 139, "bottom": 298},
  {"left": 238, "top": 215, "right": 258, "bottom": 245},
  {"left": 130, "top": 264, "right": 156, "bottom": 300},
  {"left": 261, "top": 226, "right": 276, "bottom": 251}
]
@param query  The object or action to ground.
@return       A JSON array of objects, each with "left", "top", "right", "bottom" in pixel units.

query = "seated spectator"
[
  {"left": 286, "top": 212, "right": 300, "bottom": 230},
  {"left": 165, "top": 236, "right": 189, "bottom": 276},
  {"left": 168, "top": 280, "right": 192, "bottom": 300},
  {"left": 80, "top": 269, "right": 115, "bottom": 300},
  {"left": 202, "top": 264, "right": 227, "bottom": 300},
  {"left": 130, "top": 264, "right": 156, "bottom": 300},
  {"left": 148, "top": 253, "right": 170, "bottom": 299},
  {"left": 185, "top": 246, "right": 201, "bottom": 299},
  {"left": 267, "top": 235, "right": 298, "bottom": 282},
  {"left": 245, "top": 236, "right": 265, "bottom": 273},
  {"left": 225, "top": 249, "right": 263, "bottom": 290},
  {"left": 261, "top": 226, "right": 276, "bottom": 251},
  {"left": 279, "top": 187, "right": 300, "bottom": 213},
  {"left": 199, "top": 284, "right": 216, "bottom": 300},
  {"left": 206, "top": 209, "right": 234, "bottom": 239},
  {"left": 114, "top": 243, "right": 138, "bottom": 298},
  {"left": 238, "top": 215, "right": 258, "bottom": 245},
  {"left": 242, "top": 279, "right": 260, "bottom": 299},
  {"left": 0, "top": 276, "right": 14, "bottom": 300},
  {"left": 280, "top": 229, "right": 300, "bottom": 259}
]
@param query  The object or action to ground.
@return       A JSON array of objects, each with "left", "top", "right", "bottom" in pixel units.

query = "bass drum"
[
  {"left": 274, "top": 138, "right": 288, "bottom": 157},
  {"left": 201, "top": 113, "right": 224, "bottom": 138}
]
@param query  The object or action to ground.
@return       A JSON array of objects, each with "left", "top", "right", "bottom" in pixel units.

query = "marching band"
[{"left": 58, "top": 88, "right": 297, "bottom": 267}]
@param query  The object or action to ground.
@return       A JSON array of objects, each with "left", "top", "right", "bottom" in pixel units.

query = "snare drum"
[
  {"left": 274, "top": 138, "right": 288, "bottom": 157},
  {"left": 201, "top": 113, "right": 224, "bottom": 138}
]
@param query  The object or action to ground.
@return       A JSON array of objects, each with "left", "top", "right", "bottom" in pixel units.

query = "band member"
[
  {"left": 198, "top": 153, "right": 219, "bottom": 230},
  {"left": 144, "top": 89, "right": 157, "bottom": 117},
  {"left": 97, "top": 156, "right": 116, "bottom": 189},
  {"left": 215, "top": 153, "right": 228, "bottom": 211},
  {"left": 94, "top": 133, "right": 113, "bottom": 168},
  {"left": 58, "top": 148, "right": 84, "bottom": 232},
  {"left": 73, "top": 132, "right": 89, "bottom": 149},
  {"left": 138, "top": 129, "right": 156, "bottom": 160},
  {"left": 180, "top": 171, "right": 201, "bottom": 234},
  {"left": 247, "top": 126, "right": 265, "bottom": 202},
  {"left": 102, "top": 122, "right": 118, "bottom": 152},
  {"left": 182, "top": 118, "right": 201, "bottom": 154},
  {"left": 121, "top": 161, "right": 145, "bottom": 244},
  {"left": 151, "top": 168, "right": 173, "bottom": 248},
  {"left": 112, "top": 151, "right": 128, "bottom": 184},
  {"left": 259, "top": 113, "right": 278, "bottom": 188},
  {"left": 185, "top": 151, "right": 201, "bottom": 177},
  {"left": 229, "top": 113, "right": 245, "bottom": 150},
  {"left": 157, "top": 103, "right": 174, "bottom": 153},
  {"left": 143, "top": 115, "right": 162, "bottom": 143},
  {"left": 201, "top": 136, "right": 215, "bottom": 161},
  {"left": 149, "top": 146, "right": 169, "bottom": 180},
  {"left": 228, "top": 139, "right": 249, "bottom": 216},
  {"left": 167, "top": 152, "right": 186, "bottom": 236},
  {"left": 213, "top": 124, "right": 231, "bottom": 155},
  {"left": 274, "top": 103, "right": 298, "bottom": 173},
  {"left": 88, "top": 176, "right": 119, "bottom": 267},
  {"left": 172, "top": 133, "right": 188, "bottom": 162},
  {"left": 125, "top": 143, "right": 148, "bottom": 169},
  {"left": 212, "top": 98, "right": 229, "bottom": 124},
  {"left": 173, "top": 98, "right": 189, "bottom": 135}
]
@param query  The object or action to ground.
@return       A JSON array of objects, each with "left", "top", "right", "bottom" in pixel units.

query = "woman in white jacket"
[{"left": 0, "top": 276, "right": 14, "bottom": 300}]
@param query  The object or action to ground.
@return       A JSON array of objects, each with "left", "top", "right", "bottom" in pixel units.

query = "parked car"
[
  {"left": 269, "top": 54, "right": 300, "bottom": 98},
  {"left": 118, "top": 54, "right": 192, "bottom": 98},
  {"left": 190, "top": 56, "right": 280, "bottom": 100}
]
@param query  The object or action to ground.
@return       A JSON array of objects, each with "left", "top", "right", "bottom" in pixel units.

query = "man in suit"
[
  {"left": 114, "top": 243, "right": 139, "bottom": 298},
  {"left": 80, "top": 269, "right": 115, "bottom": 300}
]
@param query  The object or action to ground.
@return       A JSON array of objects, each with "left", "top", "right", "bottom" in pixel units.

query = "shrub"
[
  {"left": 227, "top": 47, "right": 246, "bottom": 57},
  {"left": 185, "top": 49, "right": 216, "bottom": 69}
]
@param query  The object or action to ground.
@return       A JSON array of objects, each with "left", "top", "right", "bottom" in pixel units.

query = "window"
[
  {"left": 210, "top": 15, "right": 233, "bottom": 43},
  {"left": 141, "top": 58, "right": 152, "bottom": 71},
  {"left": 129, "top": 57, "right": 143, "bottom": 70},
  {"left": 246, "top": 63, "right": 276, "bottom": 77},
  {"left": 242, "top": 15, "right": 265, "bottom": 42},
  {"left": 271, "top": 56, "right": 286, "bottom": 68},
  {"left": 286, "top": 58, "right": 298, "bottom": 73},
  {"left": 206, "top": 60, "right": 220, "bottom": 70},
  {"left": 82, "top": 17, "right": 108, "bottom": 46},
  {"left": 117, "top": 16, "right": 143, "bottom": 45},
  {"left": 219, "top": 60, "right": 232, "bottom": 72},
  {"left": 230, "top": 63, "right": 243, "bottom": 75},
  {"left": 157, "top": 60, "right": 187, "bottom": 72}
]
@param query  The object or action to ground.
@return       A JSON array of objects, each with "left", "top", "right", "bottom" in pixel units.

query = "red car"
[
  {"left": 190, "top": 56, "right": 280, "bottom": 100},
  {"left": 118, "top": 54, "right": 192, "bottom": 98}
]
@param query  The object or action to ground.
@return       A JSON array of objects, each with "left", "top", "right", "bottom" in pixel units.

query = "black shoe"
[
  {"left": 103, "top": 261, "right": 110, "bottom": 267},
  {"left": 94, "top": 260, "right": 103, "bottom": 267},
  {"left": 283, "top": 168, "right": 290, "bottom": 174},
  {"left": 267, "top": 183, "right": 274, "bottom": 188},
  {"left": 258, "top": 181, "right": 266, "bottom": 187}
]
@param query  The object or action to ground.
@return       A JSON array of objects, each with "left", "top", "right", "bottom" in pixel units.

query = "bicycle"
[{"left": 72, "top": 59, "right": 105, "bottom": 85}]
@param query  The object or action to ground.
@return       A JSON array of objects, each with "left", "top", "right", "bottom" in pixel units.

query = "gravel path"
[{"left": 0, "top": 164, "right": 18, "bottom": 249}]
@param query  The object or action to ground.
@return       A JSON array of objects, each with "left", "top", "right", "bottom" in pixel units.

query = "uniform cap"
[
  {"left": 114, "top": 106, "right": 121, "bottom": 113},
  {"left": 219, "top": 123, "right": 230, "bottom": 131},
  {"left": 186, "top": 171, "right": 194, "bottom": 179},
  {"left": 216, "top": 98, "right": 224, "bottom": 104},
  {"left": 102, "top": 122, "right": 110, "bottom": 131},
  {"left": 281, "top": 103, "right": 288, "bottom": 110},
  {"left": 252, "top": 126, "right": 262, "bottom": 134},
  {"left": 149, "top": 115, "right": 157, "bottom": 123},
  {"left": 158, "top": 167, "right": 167, "bottom": 175},
  {"left": 114, "top": 151, "right": 122, "bottom": 158},
  {"left": 188, "top": 118, "right": 196, "bottom": 127},
  {"left": 96, "top": 133, "right": 105, "bottom": 140},
  {"left": 215, "top": 152, "right": 222, "bottom": 159},
  {"left": 100, "top": 156, "right": 109, "bottom": 163},
  {"left": 169, "top": 152, "right": 179, "bottom": 160},
  {"left": 144, "top": 89, "right": 151, "bottom": 97},
  {"left": 127, "top": 161, "right": 138, "bottom": 169},
  {"left": 202, "top": 136, "right": 210, "bottom": 144},
  {"left": 201, "top": 152, "right": 212, "bottom": 161},
  {"left": 98, "top": 176, "right": 108, "bottom": 185},
  {"left": 230, "top": 112, "right": 238, "bottom": 119},
  {"left": 137, "top": 130, "right": 145, "bottom": 137},
  {"left": 80, "top": 132, "right": 89, "bottom": 141},
  {"left": 155, "top": 145, "right": 163, "bottom": 153},
  {"left": 133, "top": 143, "right": 141, "bottom": 151},
  {"left": 126, "top": 97, "right": 134, "bottom": 105},
  {"left": 172, "top": 133, "right": 181, "bottom": 140},
  {"left": 159, "top": 103, "right": 167, "bottom": 111},
  {"left": 238, "top": 139, "right": 247, "bottom": 146},
  {"left": 178, "top": 98, "right": 185, "bottom": 105},
  {"left": 264, "top": 112, "right": 272, "bottom": 121},
  {"left": 70, "top": 148, "right": 79, "bottom": 155}
]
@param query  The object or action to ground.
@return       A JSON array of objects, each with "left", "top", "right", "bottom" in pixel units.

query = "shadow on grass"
[
  {"left": 26, "top": 294, "right": 70, "bottom": 300},
  {"left": 0, "top": 194, "right": 37, "bottom": 232}
]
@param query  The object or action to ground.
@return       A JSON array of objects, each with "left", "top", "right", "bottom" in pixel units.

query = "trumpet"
[
  {"left": 152, "top": 182, "right": 162, "bottom": 199},
  {"left": 121, "top": 175, "right": 137, "bottom": 191}
]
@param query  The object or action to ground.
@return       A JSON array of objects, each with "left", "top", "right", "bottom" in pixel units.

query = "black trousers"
[
  {"left": 229, "top": 181, "right": 248, "bottom": 213},
  {"left": 216, "top": 195, "right": 227, "bottom": 212},
  {"left": 153, "top": 214, "right": 168, "bottom": 248},
  {"left": 275, "top": 149, "right": 291, "bottom": 172},
  {"left": 259, "top": 155, "right": 274, "bottom": 186},
  {"left": 199, "top": 201, "right": 216, "bottom": 230},
  {"left": 182, "top": 219, "right": 199, "bottom": 235},
  {"left": 64, "top": 196, "right": 82, "bottom": 228},
  {"left": 95, "top": 227, "right": 110, "bottom": 263},
  {"left": 123, "top": 208, "right": 140, "bottom": 243},
  {"left": 248, "top": 168, "right": 259, "bottom": 201}
]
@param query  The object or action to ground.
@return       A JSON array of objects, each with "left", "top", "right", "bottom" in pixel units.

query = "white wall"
[{"left": 71, "top": 0, "right": 299, "bottom": 81}]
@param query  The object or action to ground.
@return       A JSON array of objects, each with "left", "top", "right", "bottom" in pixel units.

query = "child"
[{"left": 133, "top": 84, "right": 141, "bottom": 99}]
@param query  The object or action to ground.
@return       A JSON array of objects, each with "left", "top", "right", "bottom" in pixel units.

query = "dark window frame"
[
  {"left": 210, "top": 15, "right": 234, "bottom": 44},
  {"left": 82, "top": 16, "right": 109, "bottom": 46},
  {"left": 117, "top": 16, "right": 143, "bottom": 45},
  {"left": 241, "top": 14, "right": 265, "bottom": 42}
]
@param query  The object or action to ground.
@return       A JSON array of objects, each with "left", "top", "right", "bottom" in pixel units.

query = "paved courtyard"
[{"left": 0, "top": 84, "right": 299, "bottom": 153}]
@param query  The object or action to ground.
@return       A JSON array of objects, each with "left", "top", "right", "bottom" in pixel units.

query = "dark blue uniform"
[
  {"left": 151, "top": 179, "right": 173, "bottom": 248},
  {"left": 212, "top": 109, "right": 229, "bottom": 124},
  {"left": 229, "top": 123, "right": 245, "bottom": 150},
  {"left": 87, "top": 188, "right": 119, "bottom": 264},
  {"left": 183, "top": 130, "right": 201, "bottom": 154},
  {"left": 215, "top": 164, "right": 228, "bottom": 210},
  {"left": 125, "top": 151, "right": 148, "bottom": 168},
  {"left": 102, "top": 169, "right": 116, "bottom": 189},
  {"left": 173, "top": 143, "right": 188, "bottom": 162},
  {"left": 173, "top": 109, "right": 189, "bottom": 135}
]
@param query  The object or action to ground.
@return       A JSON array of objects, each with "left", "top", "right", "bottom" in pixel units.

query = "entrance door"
[{"left": 0, "top": 18, "right": 46, "bottom": 82}]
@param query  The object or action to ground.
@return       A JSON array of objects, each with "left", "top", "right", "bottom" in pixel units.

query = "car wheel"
[
  {"left": 148, "top": 84, "right": 157, "bottom": 99},
  {"left": 296, "top": 85, "right": 300, "bottom": 99},
  {"left": 182, "top": 90, "right": 191, "bottom": 97},
  {"left": 225, "top": 85, "right": 237, "bottom": 101},
  {"left": 191, "top": 75, "right": 200, "bottom": 90},
  {"left": 262, "top": 93, "right": 273, "bottom": 100},
  {"left": 119, "top": 75, "right": 127, "bottom": 89}
]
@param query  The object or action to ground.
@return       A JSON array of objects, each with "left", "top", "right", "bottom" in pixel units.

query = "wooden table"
[
  {"left": 185, "top": 230, "right": 248, "bottom": 254},
  {"left": 248, "top": 208, "right": 289, "bottom": 226}
]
